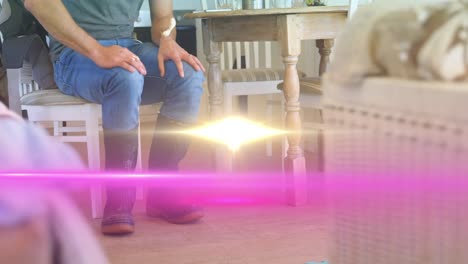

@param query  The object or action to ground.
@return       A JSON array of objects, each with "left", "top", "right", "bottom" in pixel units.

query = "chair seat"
[
  {"left": 20, "top": 89, "right": 90, "bottom": 106},
  {"left": 277, "top": 77, "right": 323, "bottom": 95},
  {"left": 222, "top": 68, "right": 306, "bottom": 83}
]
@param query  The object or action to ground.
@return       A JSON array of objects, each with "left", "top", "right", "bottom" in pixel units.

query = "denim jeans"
[{"left": 53, "top": 38, "right": 204, "bottom": 131}]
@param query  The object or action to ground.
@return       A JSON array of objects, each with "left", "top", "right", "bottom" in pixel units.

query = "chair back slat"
[
  {"left": 226, "top": 42, "right": 234, "bottom": 70},
  {"left": 253, "top": 42, "right": 260, "bottom": 69},
  {"left": 264, "top": 42, "right": 272, "bottom": 68},
  {"left": 20, "top": 63, "right": 39, "bottom": 97},
  {"left": 244, "top": 42, "right": 251, "bottom": 69},
  {"left": 20, "top": 84, "right": 25, "bottom": 97},
  {"left": 220, "top": 40, "right": 273, "bottom": 70},
  {"left": 220, "top": 43, "right": 226, "bottom": 70},
  {"left": 235, "top": 42, "right": 242, "bottom": 69},
  {"left": 33, "top": 81, "right": 39, "bottom": 91},
  {"left": 199, "top": 1, "right": 275, "bottom": 71}
]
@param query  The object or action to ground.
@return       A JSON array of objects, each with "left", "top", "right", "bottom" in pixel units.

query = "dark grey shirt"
[{"left": 49, "top": 0, "right": 144, "bottom": 62}]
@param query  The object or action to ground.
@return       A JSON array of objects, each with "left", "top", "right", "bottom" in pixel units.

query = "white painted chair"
[
  {"left": 217, "top": 42, "right": 289, "bottom": 171},
  {"left": 201, "top": 0, "right": 307, "bottom": 172},
  {"left": 3, "top": 35, "right": 156, "bottom": 219},
  {"left": 7, "top": 59, "right": 106, "bottom": 219},
  {"left": 221, "top": 41, "right": 288, "bottom": 156}
]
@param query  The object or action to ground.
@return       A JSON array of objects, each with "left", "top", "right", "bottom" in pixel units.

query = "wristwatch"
[{"left": 162, "top": 18, "right": 176, "bottom": 37}]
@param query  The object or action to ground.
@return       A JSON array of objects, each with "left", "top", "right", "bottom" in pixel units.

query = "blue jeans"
[{"left": 53, "top": 38, "right": 204, "bottom": 131}]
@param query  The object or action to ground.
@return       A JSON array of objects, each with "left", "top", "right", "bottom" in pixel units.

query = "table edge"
[{"left": 184, "top": 6, "right": 349, "bottom": 19}]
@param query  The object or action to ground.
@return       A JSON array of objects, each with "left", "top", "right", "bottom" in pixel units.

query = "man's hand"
[
  {"left": 91, "top": 45, "right": 147, "bottom": 75},
  {"left": 157, "top": 36, "right": 205, "bottom": 78}
]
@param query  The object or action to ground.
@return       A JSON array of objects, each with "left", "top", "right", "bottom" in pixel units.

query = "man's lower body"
[{"left": 53, "top": 38, "right": 205, "bottom": 235}]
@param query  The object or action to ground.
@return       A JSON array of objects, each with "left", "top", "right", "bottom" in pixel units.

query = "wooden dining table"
[{"left": 186, "top": 6, "right": 348, "bottom": 206}]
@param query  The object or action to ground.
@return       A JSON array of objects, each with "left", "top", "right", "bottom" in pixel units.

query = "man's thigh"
[
  {"left": 54, "top": 40, "right": 146, "bottom": 105},
  {"left": 53, "top": 47, "right": 116, "bottom": 104}
]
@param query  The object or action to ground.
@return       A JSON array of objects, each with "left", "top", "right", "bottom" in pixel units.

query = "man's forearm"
[
  {"left": 149, "top": 0, "right": 176, "bottom": 45},
  {"left": 151, "top": 15, "right": 177, "bottom": 45},
  {"left": 24, "top": 0, "right": 102, "bottom": 60}
]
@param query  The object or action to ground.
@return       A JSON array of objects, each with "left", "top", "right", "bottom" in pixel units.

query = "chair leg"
[
  {"left": 136, "top": 121, "right": 145, "bottom": 201},
  {"left": 280, "top": 96, "right": 287, "bottom": 172},
  {"left": 265, "top": 94, "right": 274, "bottom": 157},
  {"left": 85, "top": 104, "right": 103, "bottom": 219},
  {"left": 303, "top": 122, "right": 316, "bottom": 153},
  {"left": 90, "top": 186, "right": 103, "bottom": 219},
  {"left": 86, "top": 105, "right": 101, "bottom": 170},
  {"left": 299, "top": 107, "right": 325, "bottom": 194},
  {"left": 238, "top": 95, "right": 248, "bottom": 116},
  {"left": 281, "top": 135, "right": 289, "bottom": 173},
  {"left": 221, "top": 88, "right": 234, "bottom": 173},
  {"left": 136, "top": 121, "right": 143, "bottom": 171},
  {"left": 215, "top": 146, "right": 234, "bottom": 173},
  {"left": 224, "top": 87, "right": 233, "bottom": 116}
]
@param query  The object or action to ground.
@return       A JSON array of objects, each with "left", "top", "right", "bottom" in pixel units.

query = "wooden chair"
[
  {"left": 221, "top": 41, "right": 292, "bottom": 157},
  {"left": 200, "top": 0, "right": 307, "bottom": 172},
  {"left": 4, "top": 35, "right": 105, "bottom": 218},
  {"left": 3, "top": 35, "right": 156, "bottom": 218}
]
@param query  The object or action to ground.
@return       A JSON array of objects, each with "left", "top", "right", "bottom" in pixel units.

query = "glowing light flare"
[{"left": 180, "top": 117, "right": 286, "bottom": 151}]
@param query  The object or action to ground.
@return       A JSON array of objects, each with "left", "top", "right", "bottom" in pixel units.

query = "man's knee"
[
  {"left": 182, "top": 62, "right": 205, "bottom": 83},
  {"left": 166, "top": 60, "right": 204, "bottom": 81},
  {"left": 101, "top": 69, "right": 144, "bottom": 130},
  {"left": 106, "top": 69, "right": 144, "bottom": 101},
  {"left": 173, "top": 62, "right": 204, "bottom": 96},
  {"left": 161, "top": 62, "right": 204, "bottom": 123},
  {"left": 179, "top": 65, "right": 203, "bottom": 103},
  {"left": 183, "top": 66, "right": 204, "bottom": 99}
]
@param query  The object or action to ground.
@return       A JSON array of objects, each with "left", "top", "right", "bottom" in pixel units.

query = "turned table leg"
[
  {"left": 202, "top": 20, "right": 233, "bottom": 172},
  {"left": 316, "top": 39, "right": 334, "bottom": 77},
  {"left": 202, "top": 20, "right": 223, "bottom": 120},
  {"left": 280, "top": 15, "right": 307, "bottom": 206},
  {"left": 315, "top": 39, "right": 334, "bottom": 174}
]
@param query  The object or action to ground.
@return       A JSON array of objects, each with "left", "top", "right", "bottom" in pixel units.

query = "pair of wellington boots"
[{"left": 101, "top": 115, "right": 203, "bottom": 235}]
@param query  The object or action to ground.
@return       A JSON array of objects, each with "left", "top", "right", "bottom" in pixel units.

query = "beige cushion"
[
  {"left": 20, "top": 89, "right": 89, "bottom": 106},
  {"left": 277, "top": 77, "right": 323, "bottom": 95},
  {"left": 328, "top": 1, "right": 467, "bottom": 87},
  {"left": 222, "top": 68, "right": 306, "bottom": 83}
]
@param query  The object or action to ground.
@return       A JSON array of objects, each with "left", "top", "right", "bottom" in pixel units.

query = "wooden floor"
[
  {"left": 69, "top": 93, "right": 329, "bottom": 264},
  {"left": 91, "top": 204, "right": 329, "bottom": 264},
  {"left": 78, "top": 134, "right": 329, "bottom": 264}
]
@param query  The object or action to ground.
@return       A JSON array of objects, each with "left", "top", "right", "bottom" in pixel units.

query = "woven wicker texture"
[{"left": 323, "top": 77, "right": 468, "bottom": 263}]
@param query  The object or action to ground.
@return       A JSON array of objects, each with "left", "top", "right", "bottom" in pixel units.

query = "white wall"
[
  {"left": 141, "top": 0, "right": 202, "bottom": 11},
  {"left": 173, "top": 0, "right": 202, "bottom": 10}
]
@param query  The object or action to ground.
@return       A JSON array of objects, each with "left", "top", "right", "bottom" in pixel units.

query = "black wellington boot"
[
  {"left": 146, "top": 115, "right": 204, "bottom": 224},
  {"left": 101, "top": 127, "right": 138, "bottom": 235}
]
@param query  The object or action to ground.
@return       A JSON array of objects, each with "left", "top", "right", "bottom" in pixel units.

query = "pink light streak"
[{"left": 0, "top": 171, "right": 305, "bottom": 206}]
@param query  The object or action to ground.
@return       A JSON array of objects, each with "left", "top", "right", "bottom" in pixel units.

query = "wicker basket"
[{"left": 322, "top": 77, "right": 468, "bottom": 264}]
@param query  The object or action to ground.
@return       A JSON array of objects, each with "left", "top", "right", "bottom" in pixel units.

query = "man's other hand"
[
  {"left": 92, "top": 45, "right": 147, "bottom": 75},
  {"left": 157, "top": 36, "right": 205, "bottom": 78}
]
